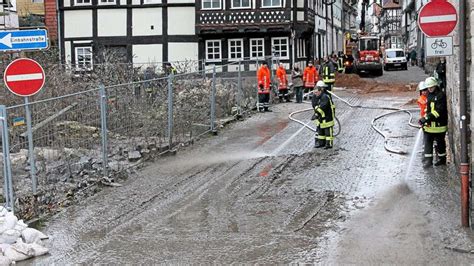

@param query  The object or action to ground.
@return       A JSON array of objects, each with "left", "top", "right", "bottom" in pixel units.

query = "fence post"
[
  {"left": 99, "top": 85, "right": 108, "bottom": 178},
  {"left": 0, "top": 105, "right": 14, "bottom": 213},
  {"left": 202, "top": 59, "right": 206, "bottom": 79},
  {"left": 167, "top": 73, "right": 174, "bottom": 149},
  {"left": 24, "top": 97, "right": 37, "bottom": 194},
  {"left": 237, "top": 59, "right": 243, "bottom": 117},
  {"left": 211, "top": 65, "right": 217, "bottom": 134}
]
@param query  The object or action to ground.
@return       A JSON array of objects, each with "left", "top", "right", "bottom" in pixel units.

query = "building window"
[
  {"left": 75, "top": 47, "right": 93, "bottom": 70},
  {"left": 99, "top": 0, "right": 115, "bottom": 4},
  {"left": 272, "top": 37, "right": 289, "bottom": 59},
  {"left": 75, "top": 0, "right": 91, "bottom": 5},
  {"left": 297, "top": 39, "right": 306, "bottom": 58},
  {"left": 262, "top": 0, "right": 281, "bottom": 7},
  {"left": 228, "top": 39, "right": 243, "bottom": 61},
  {"left": 206, "top": 40, "right": 221, "bottom": 62},
  {"left": 202, "top": 0, "right": 221, "bottom": 9},
  {"left": 232, "top": 0, "right": 250, "bottom": 8},
  {"left": 144, "top": 0, "right": 160, "bottom": 3},
  {"left": 250, "top": 38, "right": 265, "bottom": 59},
  {"left": 32, "top": 0, "right": 44, "bottom": 3}
]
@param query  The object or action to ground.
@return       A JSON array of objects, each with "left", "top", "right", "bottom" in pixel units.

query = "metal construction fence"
[{"left": 0, "top": 58, "right": 273, "bottom": 216}]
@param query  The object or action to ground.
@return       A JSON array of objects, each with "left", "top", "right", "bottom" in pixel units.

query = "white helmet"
[
  {"left": 424, "top": 77, "right": 438, "bottom": 88},
  {"left": 316, "top": 81, "right": 327, "bottom": 88},
  {"left": 417, "top": 81, "right": 427, "bottom": 91}
]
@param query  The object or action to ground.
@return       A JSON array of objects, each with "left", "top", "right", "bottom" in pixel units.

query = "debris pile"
[
  {"left": 0, "top": 207, "right": 49, "bottom": 263},
  {"left": 336, "top": 74, "right": 412, "bottom": 93}
]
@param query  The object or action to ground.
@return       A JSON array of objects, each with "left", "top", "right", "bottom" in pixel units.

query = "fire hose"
[{"left": 288, "top": 90, "right": 420, "bottom": 155}]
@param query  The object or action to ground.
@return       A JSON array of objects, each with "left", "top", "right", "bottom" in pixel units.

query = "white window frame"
[
  {"left": 271, "top": 37, "right": 289, "bottom": 59},
  {"left": 75, "top": 46, "right": 93, "bottom": 71},
  {"left": 228, "top": 38, "right": 244, "bottom": 61},
  {"left": 262, "top": 0, "right": 282, "bottom": 8},
  {"left": 144, "top": 0, "right": 160, "bottom": 3},
  {"left": 205, "top": 40, "right": 222, "bottom": 62},
  {"left": 74, "top": 0, "right": 91, "bottom": 6},
  {"left": 202, "top": 0, "right": 222, "bottom": 10},
  {"left": 98, "top": 0, "right": 116, "bottom": 5},
  {"left": 32, "top": 0, "right": 44, "bottom": 3},
  {"left": 250, "top": 38, "right": 265, "bottom": 60},
  {"left": 231, "top": 0, "right": 251, "bottom": 9}
]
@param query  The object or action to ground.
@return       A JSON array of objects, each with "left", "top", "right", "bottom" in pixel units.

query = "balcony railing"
[{"left": 196, "top": 9, "right": 291, "bottom": 28}]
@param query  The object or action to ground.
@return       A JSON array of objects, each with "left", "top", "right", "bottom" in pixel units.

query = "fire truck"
[{"left": 354, "top": 35, "right": 383, "bottom": 76}]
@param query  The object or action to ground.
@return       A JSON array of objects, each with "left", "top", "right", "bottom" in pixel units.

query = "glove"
[
  {"left": 259, "top": 84, "right": 264, "bottom": 90},
  {"left": 311, "top": 113, "right": 319, "bottom": 121},
  {"left": 418, "top": 117, "right": 427, "bottom": 125}
]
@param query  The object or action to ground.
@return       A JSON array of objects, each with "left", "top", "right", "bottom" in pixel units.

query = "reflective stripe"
[
  {"left": 438, "top": 153, "right": 447, "bottom": 157},
  {"left": 320, "top": 120, "right": 335, "bottom": 128},
  {"left": 424, "top": 154, "right": 434, "bottom": 158},
  {"left": 316, "top": 108, "right": 325, "bottom": 118},
  {"left": 318, "top": 135, "right": 326, "bottom": 140},
  {"left": 424, "top": 125, "right": 447, "bottom": 133},
  {"left": 430, "top": 102, "right": 440, "bottom": 118}
]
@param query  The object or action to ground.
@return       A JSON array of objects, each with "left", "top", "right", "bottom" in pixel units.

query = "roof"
[{"left": 383, "top": 0, "right": 401, "bottom": 9}]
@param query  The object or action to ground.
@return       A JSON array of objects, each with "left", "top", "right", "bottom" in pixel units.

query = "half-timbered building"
[
  {"left": 58, "top": 0, "right": 198, "bottom": 70},
  {"left": 380, "top": 0, "right": 402, "bottom": 49},
  {"left": 195, "top": 0, "right": 316, "bottom": 72}
]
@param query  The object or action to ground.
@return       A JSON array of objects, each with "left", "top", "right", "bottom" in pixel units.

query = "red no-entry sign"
[
  {"left": 418, "top": 0, "right": 458, "bottom": 37},
  {"left": 4, "top": 58, "right": 45, "bottom": 97}
]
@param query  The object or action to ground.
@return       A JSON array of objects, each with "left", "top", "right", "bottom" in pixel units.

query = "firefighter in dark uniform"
[
  {"left": 418, "top": 77, "right": 448, "bottom": 168},
  {"left": 337, "top": 52, "right": 345, "bottom": 73},
  {"left": 319, "top": 56, "right": 336, "bottom": 94},
  {"left": 312, "top": 81, "right": 336, "bottom": 149}
]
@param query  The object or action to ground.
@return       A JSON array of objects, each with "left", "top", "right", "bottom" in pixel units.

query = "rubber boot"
[
  {"left": 422, "top": 159, "right": 432, "bottom": 168},
  {"left": 315, "top": 139, "right": 325, "bottom": 148},
  {"left": 324, "top": 143, "right": 333, "bottom": 149},
  {"left": 434, "top": 157, "right": 446, "bottom": 166}
]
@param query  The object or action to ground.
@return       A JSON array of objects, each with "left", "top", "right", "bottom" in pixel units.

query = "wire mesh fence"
[{"left": 1, "top": 58, "right": 263, "bottom": 218}]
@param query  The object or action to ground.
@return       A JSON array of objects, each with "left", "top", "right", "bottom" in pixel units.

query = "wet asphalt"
[{"left": 29, "top": 67, "right": 474, "bottom": 264}]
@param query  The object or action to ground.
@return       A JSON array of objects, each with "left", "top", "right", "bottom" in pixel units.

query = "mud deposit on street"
[{"left": 31, "top": 69, "right": 473, "bottom": 264}]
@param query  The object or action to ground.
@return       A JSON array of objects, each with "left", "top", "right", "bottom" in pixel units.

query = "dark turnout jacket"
[
  {"left": 312, "top": 92, "right": 335, "bottom": 128},
  {"left": 423, "top": 88, "right": 448, "bottom": 133}
]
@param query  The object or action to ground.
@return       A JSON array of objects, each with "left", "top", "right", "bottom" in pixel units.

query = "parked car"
[{"left": 383, "top": 48, "right": 408, "bottom": 71}]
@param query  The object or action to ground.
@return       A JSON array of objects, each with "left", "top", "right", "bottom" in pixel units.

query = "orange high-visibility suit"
[
  {"left": 303, "top": 66, "right": 318, "bottom": 88},
  {"left": 257, "top": 66, "right": 271, "bottom": 94},
  {"left": 276, "top": 66, "right": 288, "bottom": 90}
]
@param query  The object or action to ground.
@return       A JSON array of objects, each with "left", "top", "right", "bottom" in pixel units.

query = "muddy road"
[{"left": 31, "top": 68, "right": 474, "bottom": 264}]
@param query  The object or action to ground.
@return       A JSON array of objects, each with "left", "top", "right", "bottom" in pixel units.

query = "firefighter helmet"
[
  {"left": 424, "top": 77, "right": 438, "bottom": 88},
  {"left": 417, "top": 81, "right": 427, "bottom": 91},
  {"left": 316, "top": 81, "right": 327, "bottom": 88}
]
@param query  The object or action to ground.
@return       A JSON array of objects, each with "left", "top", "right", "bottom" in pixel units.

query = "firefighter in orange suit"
[
  {"left": 257, "top": 61, "right": 272, "bottom": 112},
  {"left": 303, "top": 61, "right": 318, "bottom": 99},
  {"left": 276, "top": 63, "right": 290, "bottom": 102}
]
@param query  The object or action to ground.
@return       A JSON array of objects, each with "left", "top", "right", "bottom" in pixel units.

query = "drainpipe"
[{"left": 459, "top": 0, "right": 470, "bottom": 228}]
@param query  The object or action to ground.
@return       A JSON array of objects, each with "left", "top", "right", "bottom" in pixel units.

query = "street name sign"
[
  {"left": 418, "top": 0, "right": 457, "bottom": 37},
  {"left": 426, "top": 37, "right": 453, "bottom": 58},
  {"left": 4, "top": 58, "right": 45, "bottom": 97},
  {"left": 0, "top": 29, "right": 48, "bottom": 52}
]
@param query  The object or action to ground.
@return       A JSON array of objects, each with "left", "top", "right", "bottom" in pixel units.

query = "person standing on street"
[
  {"left": 257, "top": 61, "right": 272, "bottom": 112},
  {"left": 417, "top": 81, "right": 428, "bottom": 118},
  {"left": 303, "top": 61, "right": 318, "bottom": 98},
  {"left": 410, "top": 49, "right": 417, "bottom": 66},
  {"left": 292, "top": 66, "right": 304, "bottom": 103},
  {"left": 436, "top": 58, "right": 446, "bottom": 91},
  {"left": 337, "top": 52, "right": 345, "bottom": 73},
  {"left": 319, "top": 56, "right": 336, "bottom": 94},
  {"left": 312, "top": 81, "right": 336, "bottom": 149},
  {"left": 418, "top": 77, "right": 448, "bottom": 168},
  {"left": 276, "top": 63, "right": 290, "bottom": 102}
]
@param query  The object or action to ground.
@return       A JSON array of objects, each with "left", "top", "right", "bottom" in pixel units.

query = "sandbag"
[
  {"left": 4, "top": 243, "right": 33, "bottom": 262},
  {"left": 14, "top": 220, "right": 28, "bottom": 232},
  {"left": 0, "top": 230, "right": 21, "bottom": 244},
  {"left": 0, "top": 213, "right": 17, "bottom": 234},
  {"left": 0, "top": 255, "right": 12, "bottom": 266},
  {"left": 22, "top": 228, "right": 48, "bottom": 244},
  {"left": 0, "top": 207, "right": 7, "bottom": 218},
  {"left": 30, "top": 243, "right": 49, "bottom": 256}
]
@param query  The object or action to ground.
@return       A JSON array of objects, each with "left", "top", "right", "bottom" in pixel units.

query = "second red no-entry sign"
[
  {"left": 4, "top": 58, "right": 45, "bottom": 97},
  {"left": 418, "top": 0, "right": 458, "bottom": 37}
]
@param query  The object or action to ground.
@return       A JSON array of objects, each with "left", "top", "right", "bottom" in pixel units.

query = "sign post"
[{"left": 4, "top": 58, "right": 45, "bottom": 194}]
